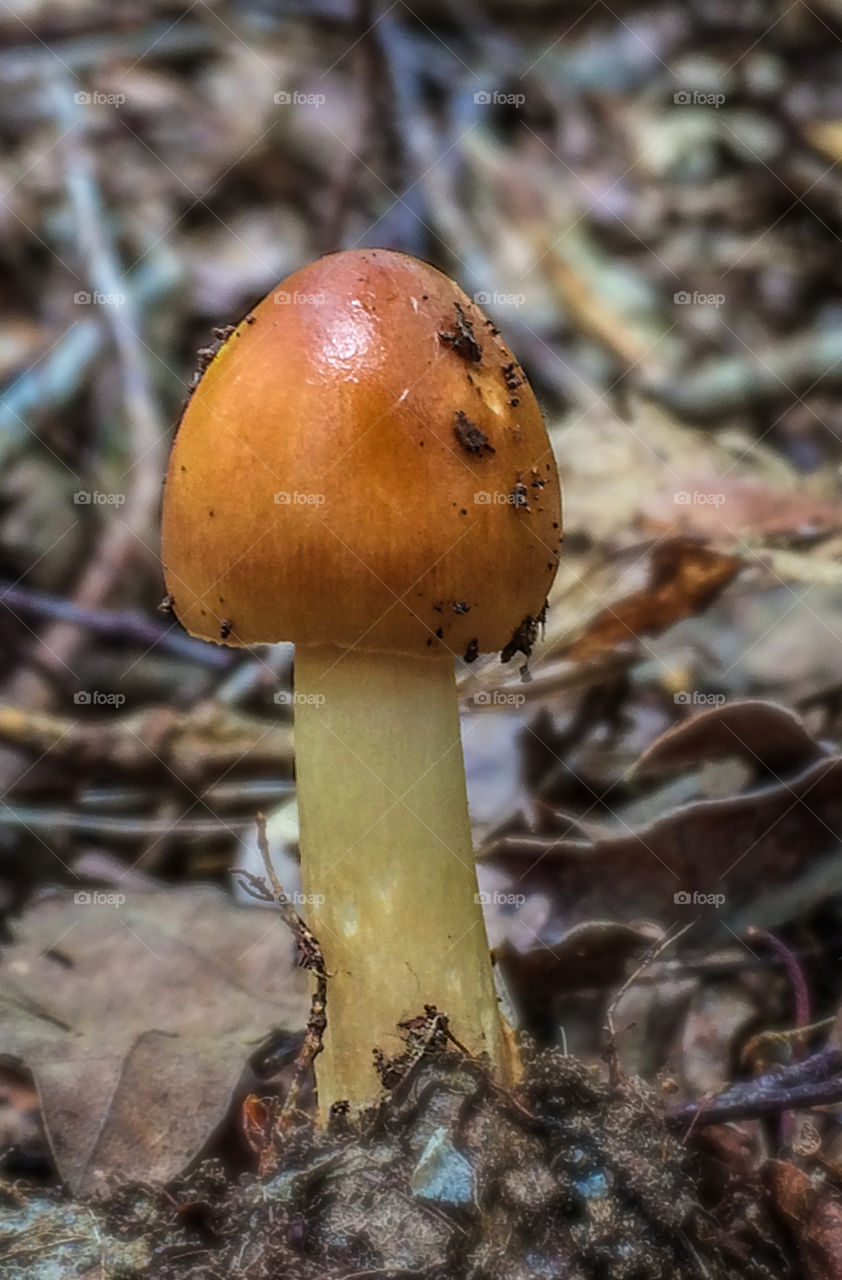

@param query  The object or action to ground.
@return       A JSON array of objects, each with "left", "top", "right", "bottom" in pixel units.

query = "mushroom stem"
[{"left": 293, "top": 643, "right": 506, "bottom": 1114}]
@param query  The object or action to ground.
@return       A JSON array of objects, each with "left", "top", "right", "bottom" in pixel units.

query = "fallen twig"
[
  {"left": 0, "top": 702, "right": 292, "bottom": 779},
  {"left": 666, "top": 1044, "right": 842, "bottom": 1132},
  {"left": 236, "top": 813, "right": 328, "bottom": 1155},
  {"left": 743, "top": 927, "right": 813, "bottom": 1064},
  {"left": 605, "top": 920, "right": 695, "bottom": 1086},
  {"left": 0, "top": 580, "right": 228, "bottom": 668},
  {"left": 20, "top": 78, "right": 168, "bottom": 689}
]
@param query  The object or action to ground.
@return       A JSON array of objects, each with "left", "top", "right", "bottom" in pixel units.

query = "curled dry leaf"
[
  {"left": 494, "top": 920, "right": 662, "bottom": 1033},
  {"left": 635, "top": 699, "right": 827, "bottom": 778},
  {"left": 482, "top": 756, "right": 842, "bottom": 937},
  {"left": 0, "top": 887, "right": 308, "bottom": 1197},
  {"left": 563, "top": 537, "right": 742, "bottom": 662}
]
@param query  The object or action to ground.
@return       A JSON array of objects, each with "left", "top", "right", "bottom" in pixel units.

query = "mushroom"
[{"left": 161, "top": 249, "right": 561, "bottom": 1114}]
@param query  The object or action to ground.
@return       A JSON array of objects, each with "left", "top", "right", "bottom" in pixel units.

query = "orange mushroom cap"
[{"left": 161, "top": 249, "right": 561, "bottom": 659}]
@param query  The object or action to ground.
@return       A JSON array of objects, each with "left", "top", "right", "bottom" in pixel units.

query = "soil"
[{"left": 1, "top": 1044, "right": 789, "bottom": 1280}]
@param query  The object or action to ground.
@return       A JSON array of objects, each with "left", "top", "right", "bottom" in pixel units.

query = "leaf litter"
[{"left": 6, "top": 1, "right": 842, "bottom": 1276}]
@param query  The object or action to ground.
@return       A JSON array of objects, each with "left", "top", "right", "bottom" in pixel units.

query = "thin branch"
[
  {"left": 0, "top": 580, "right": 229, "bottom": 668},
  {"left": 605, "top": 920, "right": 695, "bottom": 1086},
  {"left": 25, "top": 77, "right": 168, "bottom": 683},
  {"left": 236, "top": 814, "right": 328, "bottom": 1154},
  {"left": 666, "top": 1045, "right": 842, "bottom": 1131},
  {"left": 745, "top": 926, "right": 812, "bottom": 1058}
]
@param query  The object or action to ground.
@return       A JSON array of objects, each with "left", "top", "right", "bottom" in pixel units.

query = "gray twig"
[{"left": 237, "top": 814, "right": 328, "bottom": 1147}]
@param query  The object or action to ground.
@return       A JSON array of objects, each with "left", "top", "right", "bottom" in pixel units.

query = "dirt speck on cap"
[
  {"left": 438, "top": 302, "right": 482, "bottom": 364},
  {"left": 454, "top": 410, "right": 495, "bottom": 457},
  {"left": 501, "top": 612, "right": 543, "bottom": 664}
]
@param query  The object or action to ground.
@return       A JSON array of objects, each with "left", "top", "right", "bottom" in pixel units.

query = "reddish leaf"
[
  {"left": 769, "top": 1159, "right": 842, "bottom": 1280},
  {"left": 564, "top": 538, "right": 741, "bottom": 661}
]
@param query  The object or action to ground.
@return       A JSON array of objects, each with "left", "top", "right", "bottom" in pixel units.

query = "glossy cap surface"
[{"left": 162, "top": 249, "right": 561, "bottom": 657}]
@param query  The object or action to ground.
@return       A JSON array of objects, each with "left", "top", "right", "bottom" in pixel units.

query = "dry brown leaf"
[
  {"left": 635, "top": 699, "right": 825, "bottom": 778},
  {"left": 696, "top": 1122, "right": 763, "bottom": 1182},
  {"left": 642, "top": 474, "right": 842, "bottom": 546},
  {"left": 768, "top": 1159, "right": 842, "bottom": 1280},
  {"left": 0, "top": 887, "right": 308, "bottom": 1197},
  {"left": 495, "top": 920, "right": 662, "bottom": 1031},
  {"left": 564, "top": 538, "right": 741, "bottom": 661},
  {"left": 482, "top": 756, "right": 842, "bottom": 937}
]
